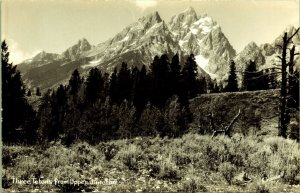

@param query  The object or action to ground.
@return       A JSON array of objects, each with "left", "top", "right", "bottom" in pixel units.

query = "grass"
[{"left": 2, "top": 134, "right": 300, "bottom": 192}]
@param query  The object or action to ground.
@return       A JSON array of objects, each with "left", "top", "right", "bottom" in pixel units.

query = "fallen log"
[{"left": 211, "top": 109, "right": 241, "bottom": 138}]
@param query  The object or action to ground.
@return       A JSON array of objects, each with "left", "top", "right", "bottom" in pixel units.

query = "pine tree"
[
  {"left": 85, "top": 68, "right": 104, "bottom": 104},
  {"left": 49, "top": 85, "right": 68, "bottom": 141},
  {"left": 2, "top": 41, "right": 37, "bottom": 144},
  {"left": 169, "top": 53, "right": 181, "bottom": 95},
  {"left": 132, "top": 65, "right": 148, "bottom": 113},
  {"left": 69, "top": 69, "right": 83, "bottom": 95},
  {"left": 243, "top": 60, "right": 259, "bottom": 91},
  {"left": 116, "top": 62, "right": 132, "bottom": 104},
  {"left": 198, "top": 77, "right": 207, "bottom": 94},
  {"left": 150, "top": 54, "right": 170, "bottom": 107},
  {"left": 109, "top": 67, "right": 118, "bottom": 104},
  {"left": 225, "top": 60, "right": 238, "bottom": 92},
  {"left": 181, "top": 54, "right": 199, "bottom": 99},
  {"left": 38, "top": 90, "right": 53, "bottom": 141}
]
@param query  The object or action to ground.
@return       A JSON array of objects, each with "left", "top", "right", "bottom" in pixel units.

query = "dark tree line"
[
  {"left": 36, "top": 53, "right": 212, "bottom": 145},
  {"left": 242, "top": 60, "right": 279, "bottom": 91},
  {"left": 224, "top": 60, "right": 281, "bottom": 92}
]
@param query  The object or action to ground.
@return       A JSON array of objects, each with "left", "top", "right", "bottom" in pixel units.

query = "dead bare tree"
[
  {"left": 277, "top": 28, "right": 299, "bottom": 138},
  {"left": 211, "top": 109, "right": 241, "bottom": 138}
]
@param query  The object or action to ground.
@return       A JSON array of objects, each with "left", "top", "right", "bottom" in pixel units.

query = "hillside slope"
[{"left": 189, "top": 89, "right": 280, "bottom": 136}]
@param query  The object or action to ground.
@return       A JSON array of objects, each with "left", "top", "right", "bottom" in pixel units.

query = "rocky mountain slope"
[
  {"left": 234, "top": 26, "right": 300, "bottom": 73},
  {"left": 17, "top": 7, "right": 298, "bottom": 91}
]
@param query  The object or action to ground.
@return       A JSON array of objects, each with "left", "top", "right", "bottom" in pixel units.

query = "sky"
[{"left": 1, "top": 0, "right": 299, "bottom": 64}]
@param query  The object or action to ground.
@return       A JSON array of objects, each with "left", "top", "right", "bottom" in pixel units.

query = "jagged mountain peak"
[
  {"left": 61, "top": 38, "right": 92, "bottom": 60},
  {"left": 183, "top": 6, "right": 197, "bottom": 16},
  {"left": 139, "top": 11, "right": 162, "bottom": 24},
  {"left": 235, "top": 40, "right": 265, "bottom": 71},
  {"left": 168, "top": 7, "right": 198, "bottom": 31},
  {"left": 78, "top": 38, "right": 90, "bottom": 45},
  {"left": 77, "top": 38, "right": 91, "bottom": 49},
  {"left": 244, "top": 41, "right": 259, "bottom": 50},
  {"left": 31, "top": 51, "right": 59, "bottom": 62}
]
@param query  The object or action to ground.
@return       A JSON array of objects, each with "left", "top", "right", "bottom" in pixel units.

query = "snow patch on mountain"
[
  {"left": 195, "top": 54, "right": 209, "bottom": 68},
  {"left": 195, "top": 54, "right": 217, "bottom": 78},
  {"left": 81, "top": 63, "right": 99, "bottom": 69}
]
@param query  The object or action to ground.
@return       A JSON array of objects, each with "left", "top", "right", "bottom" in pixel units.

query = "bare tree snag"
[
  {"left": 278, "top": 27, "right": 299, "bottom": 138},
  {"left": 279, "top": 32, "right": 288, "bottom": 138},
  {"left": 211, "top": 109, "right": 241, "bottom": 138}
]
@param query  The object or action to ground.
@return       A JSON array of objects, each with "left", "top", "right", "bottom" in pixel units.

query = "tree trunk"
[{"left": 279, "top": 32, "right": 288, "bottom": 138}]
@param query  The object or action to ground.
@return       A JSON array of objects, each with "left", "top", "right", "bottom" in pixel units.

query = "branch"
[
  {"left": 293, "top": 53, "right": 300, "bottom": 56},
  {"left": 287, "top": 27, "right": 300, "bottom": 43},
  {"left": 224, "top": 109, "right": 241, "bottom": 135},
  {"left": 211, "top": 130, "right": 226, "bottom": 138}
]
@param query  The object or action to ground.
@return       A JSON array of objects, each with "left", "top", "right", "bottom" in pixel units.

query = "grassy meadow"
[{"left": 2, "top": 134, "right": 300, "bottom": 193}]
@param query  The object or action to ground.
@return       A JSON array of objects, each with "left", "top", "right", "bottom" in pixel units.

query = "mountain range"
[{"left": 17, "top": 7, "right": 299, "bottom": 91}]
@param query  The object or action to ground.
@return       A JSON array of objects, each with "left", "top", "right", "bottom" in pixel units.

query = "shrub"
[
  {"left": 42, "top": 144, "right": 71, "bottom": 168},
  {"left": 218, "top": 162, "right": 236, "bottom": 185},
  {"left": 158, "top": 154, "right": 181, "bottom": 181},
  {"left": 71, "top": 142, "right": 98, "bottom": 167},
  {"left": 99, "top": 142, "right": 118, "bottom": 161},
  {"left": 117, "top": 144, "right": 142, "bottom": 171}
]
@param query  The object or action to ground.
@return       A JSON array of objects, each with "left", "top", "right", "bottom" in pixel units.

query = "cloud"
[
  {"left": 135, "top": 0, "right": 158, "bottom": 10},
  {"left": 3, "top": 38, "right": 40, "bottom": 65}
]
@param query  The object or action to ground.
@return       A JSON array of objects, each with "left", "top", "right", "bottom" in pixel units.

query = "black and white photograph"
[{"left": 1, "top": 0, "right": 300, "bottom": 192}]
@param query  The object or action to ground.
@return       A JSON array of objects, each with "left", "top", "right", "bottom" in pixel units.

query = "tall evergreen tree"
[
  {"left": 68, "top": 69, "right": 83, "bottom": 95},
  {"left": 109, "top": 67, "right": 118, "bottom": 104},
  {"left": 181, "top": 54, "right": 199, "bottom": 99},
  {"left": 2, "top": 41, "right": 37, "bottom": 144},
  {"left": 243, "top": 60, "right": 259, "bottom": 91},
  {"left": 85, "top": 68, "right": 104, "bottom": 104},
  {"left": 150, "top": 54, "right": 171, "bottom": 107},
  {"left": 49, "top": 85, "right": 68, "bottom": 141},
  {"left": 38, "top": 90, "right": 53, "bottom": 141},
  {"left": 169, "top": 53, "right": 181, "bottom": 95},
  {"left": 116, "top": 62, "right": 132, "bottom": 104},
  {"left": 132, "top": 65, "right": 148, "bottom": 113},
  {"left": 225, "top": 60, "right": 238, "bottom": 92}
]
